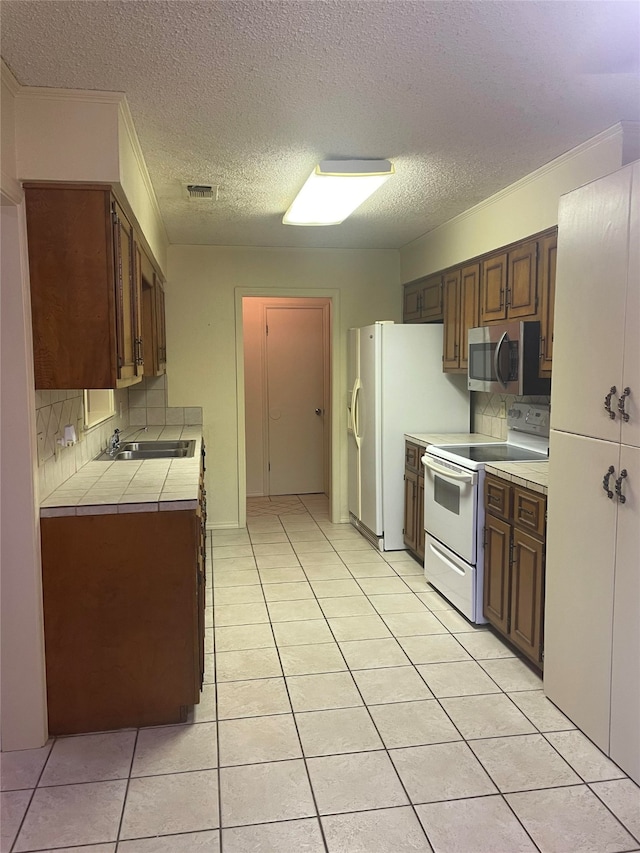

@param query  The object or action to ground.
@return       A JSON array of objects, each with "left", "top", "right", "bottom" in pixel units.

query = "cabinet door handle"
[
  {"left": 617, "top": 387, "right": 631, "bottom": 422},
  {"left": 602, "top": 465, "right": 615, "bottom": 499},
  {"left": 539, "top": 337, "right": 545, "bottom": 360},
  {"left": 615, "top": 469, "right": 628, "bottom": 504},
  {"left": 604, "top": 386, "right": 617, "bottom": 419}
]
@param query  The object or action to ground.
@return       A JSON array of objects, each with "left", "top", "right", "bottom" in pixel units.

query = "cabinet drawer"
[
  {"left": 405, "top": 442, "right": 421, "bottom": 473},
  {"left": 513, "top": 487, "right": 546, "bottom": 537},
  {"left": 484, "top": 475, "right": 511, "bottom": 520}
]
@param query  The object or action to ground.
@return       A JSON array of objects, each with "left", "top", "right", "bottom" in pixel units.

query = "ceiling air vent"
[{"left": 185, "top": 184, "right": 219, "bottom": 200}]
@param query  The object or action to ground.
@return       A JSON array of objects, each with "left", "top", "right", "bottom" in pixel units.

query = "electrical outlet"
[
  {"left": 37, "top": 432, "right": 45, "bottom": 464},
  {"left": 499, "top": 401, "right": 507, "bottom": 418}
]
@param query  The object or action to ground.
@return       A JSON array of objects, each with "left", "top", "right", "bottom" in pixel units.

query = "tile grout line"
[
  {"left": 218, "top": 506, "right": 552, "bottom": 850},
  {"left": 113, "top": 728, "right": 141, "bottom": 850},
  {"left": 250, "top": 512, "right": 435, "bottom": 850},
  {"left": 247, "top": 511, "right": 331, "bottom": 852},
  {"left": 209, "top": 527, "right": 225, "bottom": 853},
  {"left": 8, "top": 734, "right": 57, "bottom": 853}
]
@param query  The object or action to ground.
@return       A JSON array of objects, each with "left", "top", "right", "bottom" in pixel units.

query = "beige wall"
[
  {"left": 16, "top": 90, "right": 120, "bottom": 184},
  {"left": 117, "top": 103, "right": 168, "bottom": 272},
  {"left": 401, "top": 123, "right": 638, "bottom": 281},
  {"left": 14, "top": 85, "right": 168, "bottom": 273},
  {"left": 1, "top": 67, "right": 49, "bottom": 749},
  {"left": 166, "top": 246, "right": 400, "bottom": 527}
]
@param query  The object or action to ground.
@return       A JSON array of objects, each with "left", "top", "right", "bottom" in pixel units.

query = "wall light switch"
[{"left": 499, "top": 401, "right": 507, "bottom": 418}]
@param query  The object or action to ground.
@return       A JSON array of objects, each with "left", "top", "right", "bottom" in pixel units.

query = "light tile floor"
[{"left": 2, "top": 494, "right": 639, "bottom": 852}]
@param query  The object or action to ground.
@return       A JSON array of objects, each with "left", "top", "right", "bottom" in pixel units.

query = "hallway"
[{"left": 1, "top": 495, "right": 639, "bottom": 851}]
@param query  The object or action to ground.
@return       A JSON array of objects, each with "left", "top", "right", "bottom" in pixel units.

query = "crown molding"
[
  {"left": 1, "top": 172, "right": 23, "bottom": 205},
  {"left": 14, "top": 85, "right": 125, "bottom": 106},
  {"left": 403, "top": 122, "right": 634, "bottom": 250},
  {"left": 1, "top": 60, "right": 21, "bottom": 95}
]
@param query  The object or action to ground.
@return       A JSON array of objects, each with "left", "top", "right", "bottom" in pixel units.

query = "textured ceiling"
[{"left": 1, "top": 1, "right": 639, "bottom": 249}]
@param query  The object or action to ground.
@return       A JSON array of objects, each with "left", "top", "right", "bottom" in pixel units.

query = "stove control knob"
[{"left": 508, "top": 408, "right": 521, "bottom": 419}]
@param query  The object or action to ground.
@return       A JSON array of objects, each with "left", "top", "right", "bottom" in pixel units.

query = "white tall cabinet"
[{"left": 545, "top": 161, "right": 640, "bottom": 784}]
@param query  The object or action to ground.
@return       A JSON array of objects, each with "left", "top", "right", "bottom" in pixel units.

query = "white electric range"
[{"left": 421, "top": 403, "right": 549, "bottom": 624}]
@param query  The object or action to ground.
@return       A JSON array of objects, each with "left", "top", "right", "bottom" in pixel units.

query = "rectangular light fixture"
[{"left": 283, "top": 159, "right": 395, "bottom": 226}]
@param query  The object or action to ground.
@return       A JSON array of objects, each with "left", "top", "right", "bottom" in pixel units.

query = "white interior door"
[{"left": 266, "top": 306, "right": 325, "bottom": 495}]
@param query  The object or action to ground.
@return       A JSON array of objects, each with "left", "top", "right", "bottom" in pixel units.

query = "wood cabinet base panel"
[{"left": 41, "top": 511, "right": 199, "bottom": 735}]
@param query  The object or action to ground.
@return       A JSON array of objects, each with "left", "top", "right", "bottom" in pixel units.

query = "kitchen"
[{"left": 1, "top": 2, "right": 640, "bottom": 851}]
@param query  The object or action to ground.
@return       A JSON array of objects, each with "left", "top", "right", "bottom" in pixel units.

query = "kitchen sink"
[
  {"left": 119, "top": 440, "right": 193, "bottom": 452},
  {"left": 94, "top": 439, "right": 196, "bottom": 461}
]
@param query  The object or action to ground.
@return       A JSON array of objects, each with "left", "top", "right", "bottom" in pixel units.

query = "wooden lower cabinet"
[
  {"left": 483, "top": 514, "right": 511, "bottom": 634},
  {"left": 403, "top": 441, "right": 425, "bottom": 561},
  {"left": 483, "top": 474, "right": 546, "bottom": 668},
  {"left": 41, "top": 502, "right": 205, "bottom": 735}
]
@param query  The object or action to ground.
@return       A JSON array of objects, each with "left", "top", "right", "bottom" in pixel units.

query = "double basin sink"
[{"left": 96, "top": 440, "right": 196, "bottom": 462}]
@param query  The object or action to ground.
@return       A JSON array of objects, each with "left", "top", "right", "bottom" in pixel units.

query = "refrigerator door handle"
[{"left": 352, "top": 380, "right": 362, "bottom": 448}]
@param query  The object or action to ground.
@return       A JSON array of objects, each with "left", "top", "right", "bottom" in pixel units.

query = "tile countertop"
[
  {"left": 404, "top": 432, "right": 497, "bottom": 448},
  {"left": 40, "top": 426, "right": 203, "bottom": 518},
  {"left": 404, "top": 432, "right": 549, "bottom": 494},
  {"left": 484, "top": 461, "right": 549, "bottom": 495}
]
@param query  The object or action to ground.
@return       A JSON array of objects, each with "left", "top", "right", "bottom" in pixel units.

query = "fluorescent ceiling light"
[{"left": 283, "top": 159, "right": 395, "bottom": 226}]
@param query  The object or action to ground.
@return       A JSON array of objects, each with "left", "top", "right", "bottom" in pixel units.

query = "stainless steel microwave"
[{"left": 467, "top": 321, "right": 551, "bottom": 396}]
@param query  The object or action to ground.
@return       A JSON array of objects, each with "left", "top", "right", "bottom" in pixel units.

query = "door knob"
[{"left": 315, "top": 408, "right": 323, "bottom": 415}]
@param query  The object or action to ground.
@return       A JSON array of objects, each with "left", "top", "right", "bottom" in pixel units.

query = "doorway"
[{"left": 243, "top": 297, "right": 331, "bottom": 499}]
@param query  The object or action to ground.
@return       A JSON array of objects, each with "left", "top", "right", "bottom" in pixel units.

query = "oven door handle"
[
  {"left": 493, "top": 331, "right": 509, "bottom": 389},
  {"left": 422, "top": 457, "right": 474, "bottom": 483}
]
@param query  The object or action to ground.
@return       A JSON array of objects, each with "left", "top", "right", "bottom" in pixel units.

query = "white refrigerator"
[{"left": 347, "top": 321, "right": 469, "bottom": 550}]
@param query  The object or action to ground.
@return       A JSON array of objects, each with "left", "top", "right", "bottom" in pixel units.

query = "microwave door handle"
[
  {"left": 423, "top": 458, "right": 474, "bottom": 483},
  {"left": 493, "top": 332, "right": 509, "bottom": 389}
]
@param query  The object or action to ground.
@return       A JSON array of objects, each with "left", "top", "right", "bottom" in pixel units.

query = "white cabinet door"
[
  {"left": 551, "top": 166, "right": 633, "bottom": 443},
  {"left": 544, "top": 429, "right": 619, "bottom": 753},
  {"left": 610, "top": 442, "right": 640, "bottom": 784},
  {"left": 621, "top": 162, "right": 640, "bottom": 450}
]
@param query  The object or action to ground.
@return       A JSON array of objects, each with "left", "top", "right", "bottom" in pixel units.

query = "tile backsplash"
[
  {"left": 472, "top": 392, "right": 550, "bottom": 438},
  {"left": 128, "top": 374, "right": 202, "bottom": 427},
  {"left": 35, "top": 388, "right": 130, "bottom": 500}
]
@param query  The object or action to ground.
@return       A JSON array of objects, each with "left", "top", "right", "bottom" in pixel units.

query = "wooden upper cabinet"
[
  {"left": 154, "top": 276, "right": 167, "bottom": 373},
  {"left": 24, "top": 184, "right": 144, "bottom": 389},
  {"left": 442, "top": 263, "right": 479, "bottom": 372},
  {"left": 538, "top": 232, "right": 557, "bottom": 376},
  {"left": 403, "top": 282, "right": 422, "bottom": 322},
  {"left": 481, "top": 242, "right": 541, "bottom": 325},
  {"left": 442, "top": 269, "right": 461, "bottom": 370},
  {"left": 508, "top": 240, "right": 539, "bottom": 319},
  {"left": 403, "top": 275, "right": 443, "bottom": 323},
  {"left": 140, "top": 251, "right": 167, "bottom": 378},
  {"left": 459, "top": 263, "right": 480, "bottom": 370},
  {"left": 480, "top": 252, "right": 508, "bottom": 323},
  {"left": 419, "top": 275, "right": 443, "bottom": 321}
]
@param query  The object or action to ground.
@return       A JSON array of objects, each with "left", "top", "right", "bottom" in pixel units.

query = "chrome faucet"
[{"left": 108, "top": 428, "right": 121, "bottom": 456}]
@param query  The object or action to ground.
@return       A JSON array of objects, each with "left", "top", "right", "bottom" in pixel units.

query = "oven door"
[{"left": 422, "top": 452, "right": 478, "bottom": 564}]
